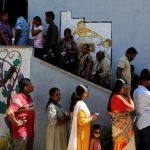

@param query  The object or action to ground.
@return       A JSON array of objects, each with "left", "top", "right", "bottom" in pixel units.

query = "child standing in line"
[{"left": 89, "top": 124, "right": 102, "bottom": 150}]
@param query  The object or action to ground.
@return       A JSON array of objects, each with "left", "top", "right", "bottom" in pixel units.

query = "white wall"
[
  {"left": 28, "top": 0, "right": 150, "bottom": 83},
  {"left": 0, "top": 46, "right": 33, "bottom": 138},
  {"left": 31, "top": 57, "right": 111, "bottom": 150}
]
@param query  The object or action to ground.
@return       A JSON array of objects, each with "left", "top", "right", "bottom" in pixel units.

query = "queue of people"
[
  {"left": 1, "top": 8, "right": 150, "bottom": 150},
  {"left": 0, "top": 9, "right": 112, "bottom": 89},
  {"left": 5, "top": 68, "right": 150, "bottom": 150},
  {"left": 1, "top": 62, "right": 149, "bottom": 150}
]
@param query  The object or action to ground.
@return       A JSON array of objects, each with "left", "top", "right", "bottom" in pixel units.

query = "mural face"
[
  {"left": 0, "top": 47, "right": 32, "bottom": 137},
  {"left": 60, "top": 11, "right": 112, "bottom": 60}
]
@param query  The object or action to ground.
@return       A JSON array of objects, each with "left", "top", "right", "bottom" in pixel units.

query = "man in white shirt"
[
  {"left": 116, "top": 47, "right": 138, "bottom": 88},
  {"left": 133, "top": 70, "right": 150, "bottom": 150},
  {"left": 91, "top": 51, "right": 111, "bottom": 89}
]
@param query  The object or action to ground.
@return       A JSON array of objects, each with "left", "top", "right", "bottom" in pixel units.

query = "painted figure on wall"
[
  {"left": 73, "top": 20, "right": 112, "bottom": 60},
  {"left": 73, "top": 20, "right": 104, "bottom": 43}
]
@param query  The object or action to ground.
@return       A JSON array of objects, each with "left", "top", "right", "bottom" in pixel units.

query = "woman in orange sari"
[{"left": 107, "top": 79, "right": 136, "bottom": 150}]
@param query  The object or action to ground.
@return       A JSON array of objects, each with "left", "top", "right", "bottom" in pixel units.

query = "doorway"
[{"left": 0, "top": 0, "right": 28, "bottom": 26}]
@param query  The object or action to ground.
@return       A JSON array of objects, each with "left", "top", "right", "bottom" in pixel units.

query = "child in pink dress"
[{"left": 89, "top": 124, "right": 102, "bottom": 150}]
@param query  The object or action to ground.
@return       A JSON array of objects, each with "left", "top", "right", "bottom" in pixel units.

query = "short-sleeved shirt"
[
  {"left": 33, "top": 25, "right": 44, "bottom": 48},
  {"left": 117, "top": 56, "right": 131, "bottom": 87},
  {"left": 133, "top": 85, "right": 150, "bottom": 130},
  {"left": 15, "top": 17, "right": 29, "bottom": 45},
  {"left": 8, "top": 92, "right": 35, "bottom": 138}
]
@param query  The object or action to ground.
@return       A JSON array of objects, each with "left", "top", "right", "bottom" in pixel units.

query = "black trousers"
[
  {"left": 139, "top": 125, "right": 150, "bottom": 150},
  {"left": 34, "top": 48, "right": 44, "bottom": 60}
]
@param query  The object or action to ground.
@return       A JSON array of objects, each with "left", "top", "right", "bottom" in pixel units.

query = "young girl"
[
  {"left": 31, "top": 16, "right": 44, "bottom": 59},
  {"left": 90, "top": 124, "right": 102, "bottom": 150}
]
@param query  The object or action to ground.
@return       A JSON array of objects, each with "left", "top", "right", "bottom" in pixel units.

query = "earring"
[{"left": 24, "top": 86, "right": 27, "bottom": 91}]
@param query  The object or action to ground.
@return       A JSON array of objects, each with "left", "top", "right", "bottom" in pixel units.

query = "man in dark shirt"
[{"left": 44, "top": 11, "right": 58, "bottom": 65}]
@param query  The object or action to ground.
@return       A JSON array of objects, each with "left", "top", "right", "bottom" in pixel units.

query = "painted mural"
[
  {"left": 60, "top": 11, "right": 112, "bottom": 60},
  {"left": 0, "top": 47, "right": 32, "bottom": 141}
]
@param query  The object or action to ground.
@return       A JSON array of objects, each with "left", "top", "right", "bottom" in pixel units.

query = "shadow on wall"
[{"left": 30, "top": 57, "right": 111, "bottom": 150}]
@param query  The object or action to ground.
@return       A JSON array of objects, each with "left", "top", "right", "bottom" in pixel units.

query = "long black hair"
[
  {"left": 46, "top": 87, "right": 59, "bottom": 112},
  {"left": 18, "top": 78, "right": 30, "bottom": 92},
  {"left": 70, "top": 84, "right": 88, "bottom": 112},
  {"left": 107, "top": 79, "right": 126, "bottom": 112}
]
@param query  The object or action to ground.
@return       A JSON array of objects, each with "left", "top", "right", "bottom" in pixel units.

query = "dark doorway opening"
[{"left": 0, "top": 0, "right": 28, "bottom": 26}]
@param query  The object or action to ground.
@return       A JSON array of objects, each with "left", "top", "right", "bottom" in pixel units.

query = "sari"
[
  {"left": 79, "top": 54, "right": 93, "bottom": 80},
  {"left": 109, "top": 95, "right": 136, "bottom": 150},
  {"left": 0, "top": 21, "right": 12, "bottom": 45}
]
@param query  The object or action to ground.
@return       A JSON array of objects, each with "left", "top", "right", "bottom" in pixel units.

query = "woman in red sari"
[{"left": 107, "top": 79, "right": 135, "bottom": 150}]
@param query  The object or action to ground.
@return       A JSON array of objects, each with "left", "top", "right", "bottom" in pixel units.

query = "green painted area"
[
  {"left": 0, "top": 101, "right": 7, "bottom": 114},
  {"left": 15, "top": 85, "right": 20, "bottom": 93},
  {"left": 2, "top": 88, "right": 9, "bottom": 98},
  {"left": 13, "top": 59, "right": 21, "bottom": 66}
]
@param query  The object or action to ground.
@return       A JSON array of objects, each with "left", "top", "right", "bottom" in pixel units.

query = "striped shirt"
[{"left": 9, "top": 92, "right": 35, "bottom": 138}]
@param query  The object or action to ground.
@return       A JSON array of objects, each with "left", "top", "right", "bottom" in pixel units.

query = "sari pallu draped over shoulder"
[{"left": 109, "top": 112, "right": 134, "bottom": 150}]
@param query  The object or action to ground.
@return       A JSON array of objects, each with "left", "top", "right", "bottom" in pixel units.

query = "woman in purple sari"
[{"left": 0, "top": 10, "right": 12, "bottom": 45}]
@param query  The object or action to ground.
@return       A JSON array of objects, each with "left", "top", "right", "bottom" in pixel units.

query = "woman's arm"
[
  {"left": 126, "top": 88, "right": 134, "bottom": 111},
  {"left": 31, "top": 25, "right": 42, "bottom": 36},
  {"left": 113, "top": 95, "right": 134, "bottom": 112},
  {"left": 78, "top": 110, "right": 97, "bottom": 126},
  {"left": 7, "top": 109, "right": 18, "bottom": 126},
  {"left": 89, "top": 138, "right": 94, "bottom": 150}
]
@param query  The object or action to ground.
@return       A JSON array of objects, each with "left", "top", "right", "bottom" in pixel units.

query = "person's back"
[
  {"left": 131, "top": 65, "right": 139, "bottom": 97},
  {"left": 133, "top": 82, "right": 150, "bottom": 130},
  {"left": 133, "top": 70, "right": 150, "bottom": 150},
  {"left": 15, "top": 16, "right": 29, "bottom": 45},
  {"left": 116, "top": 47, "right": 138, "bottom": 88}
]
